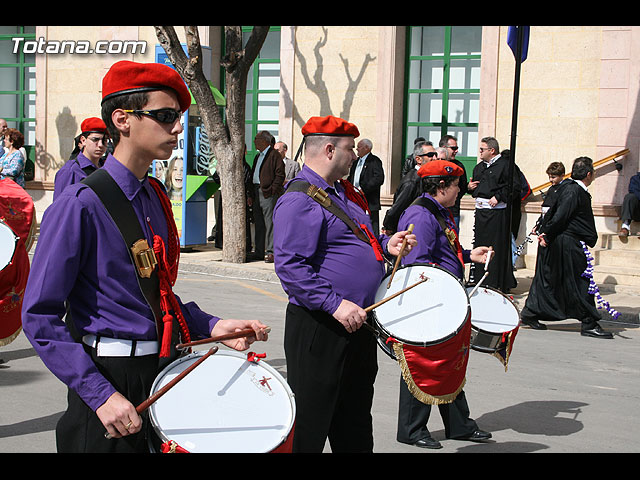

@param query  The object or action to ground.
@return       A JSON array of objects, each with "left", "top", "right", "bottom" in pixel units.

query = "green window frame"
[
  {"left": 0, "top": 26, "right": 36, "bottom": 155},
  {"left": 403, "top": 26, "right": 482, "bottom": 175},
  {"left": 242, "top": 26, "right": 281, "bottom": 163}
]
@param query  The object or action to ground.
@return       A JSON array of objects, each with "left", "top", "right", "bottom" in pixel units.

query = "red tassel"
[{"left": 160, "top": 313, "right": 173, "bottom": 358}]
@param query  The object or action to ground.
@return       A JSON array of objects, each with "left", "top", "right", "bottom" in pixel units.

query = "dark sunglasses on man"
[{"left": 123, "top": 108, "right": 182, "bottom": 124}]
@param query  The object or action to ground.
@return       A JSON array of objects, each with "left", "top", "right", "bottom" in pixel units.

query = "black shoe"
[
  {"left": 456, "top": 430, "right": 492, "bottom": 442},
  {"left": 521, "top": 318, "right": 547, "bottom": 330},
  {"left": 411, "top": 436, "right": 442, "bottom": 449},
  {"left": 581, "top": 324, "right": 614, "bottom": 339}
]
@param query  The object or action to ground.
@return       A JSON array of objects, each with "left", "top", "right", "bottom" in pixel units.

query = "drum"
[
  {"left": 466, "top": 286, "right": 520, "bottom": 353},
  {"left": 372, "top": 263, "right": 470, "bottom": 359},
  {"left": 0, "top": 219, "right": 18, "bottom": 271},
  {"left": 148, "top": 349, "right": 296, "bottom": 453}
]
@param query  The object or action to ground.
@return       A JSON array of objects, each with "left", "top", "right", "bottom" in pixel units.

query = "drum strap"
[
  {"left": 286, "top": 179, "right": 385, "bottom": 262},
  {"left": 81, "top": 169, "right": 184, "bottom": 360},
  {"left": 410, "top": 196, "right": 464, "bottom": 267}
]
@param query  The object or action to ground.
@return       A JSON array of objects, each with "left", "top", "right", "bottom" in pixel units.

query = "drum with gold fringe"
[
  {"left": 372, "top": 264, "right": 471, "bottom": 405},
  {"left": 0, "top": 178, "right": 35, "bottom": 346}
]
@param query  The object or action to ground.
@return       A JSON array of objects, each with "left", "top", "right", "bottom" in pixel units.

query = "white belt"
[
  {"left": 475, "top": 197, "right": 507, "bottom": 209},
  {"left": 82, "top": 334, "right": 159, "bottom": 357}
]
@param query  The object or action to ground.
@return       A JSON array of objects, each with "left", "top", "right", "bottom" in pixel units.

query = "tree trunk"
[{"left": 155, "top": 26, "right": 269, "bottom": 263}]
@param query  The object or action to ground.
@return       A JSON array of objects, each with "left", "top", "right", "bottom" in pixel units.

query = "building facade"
[{"left": 7, "top": 25, "right": 639, "bottom": 267}]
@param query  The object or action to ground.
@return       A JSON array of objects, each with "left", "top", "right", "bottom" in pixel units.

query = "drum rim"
[
  {"left": 374, "top": 262, "right": 471, "bottom": 347},
  {"left": 0, "top": 220, "right": 18, "bottom": 269},
  {"left": 148, "top": 348, "right": 296, "bottom": 453},
  {"left": 466, "top": 285, "right": 521, "bottom": 335}
]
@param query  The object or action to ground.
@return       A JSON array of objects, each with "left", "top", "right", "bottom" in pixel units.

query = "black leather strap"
[
  {"left": 410, "top": 196, "right": 460, "bottom": 258},
  {"left": 286, "top": 179, "right": 370, "bottom": 244},
  {"left": 81, "top": 169, "right": 162, "bottom": 326}
]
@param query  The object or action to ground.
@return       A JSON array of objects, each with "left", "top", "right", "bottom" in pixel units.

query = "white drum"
[
  {"left": 466, "top": 286, "right": 520, "bottom": 353},
  {"left": 0, "top": 220, "right": 18, "bottom": 271},
  {"left": 148, "top": 349, "right": 296, "bottom": 453},
  {"left": 372, "top": 263, "right": 470, "bottom": 359}
]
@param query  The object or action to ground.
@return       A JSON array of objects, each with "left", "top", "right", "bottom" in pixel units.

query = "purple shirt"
[
  {"left": 53, "top": 152, "right": 98, "bottom": 200},
  {"left": 273, "top": 165, "right": 389, "bottom": 314},
  {"left": 398, "top": 193, "right": 471, "bottom": 280},
  {"left": 22, "top": 154, "right": 219, "bottom": 411}
]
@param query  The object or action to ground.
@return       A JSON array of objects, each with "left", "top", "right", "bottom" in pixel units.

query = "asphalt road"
[{"left": 1, "top": 270, "right": 638, "bottom": 453}]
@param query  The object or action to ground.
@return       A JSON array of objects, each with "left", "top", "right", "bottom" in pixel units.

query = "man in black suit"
[
  {"left": 348, "top": 138, "right": 385, "bottom": 234},
  {"left": 250, "top": 131, "right": 285, "bottom": 263}
]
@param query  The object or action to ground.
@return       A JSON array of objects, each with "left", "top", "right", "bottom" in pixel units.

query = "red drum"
[
  {"left": 371, "top": 264, "right": 472, "bottom": 405},
  {"left": 148, "top": 349, "right": 295, "bottom": 453}
]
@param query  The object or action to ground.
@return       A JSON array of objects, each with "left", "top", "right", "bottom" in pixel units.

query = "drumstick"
[
  {"left": 484, "top": 246, "right": 493, "bottom": 272},
  {"left": 367, "top": 275, "right": 428, "bottom": 313},
  {"left": 136, "top": 346, "right": 218, "bottom": 414},
  {"left": 386, "top": 224, "right": 415, "bottom": 289},
  {"left": 104, "top": 346, "right": 219, "bottom": 439},
  {"left": 468, "top": 247, "right": 494, "bottom": 298},
  {"left": 176, "top": 326, "right": 271, "bottom": 350}
]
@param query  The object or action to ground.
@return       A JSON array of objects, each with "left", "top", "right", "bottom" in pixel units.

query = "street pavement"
[{"left": 1, "top": 244, "right": 638, "bottom": 453}]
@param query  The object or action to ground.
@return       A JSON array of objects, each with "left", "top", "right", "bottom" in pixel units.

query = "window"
[
  {"left": 242, "top": 27, "right": 281, "bottom": 162},
  {"left": 404, "top": 26, "right": 482, "bottom": 174},
  {"left": 0, "top": 26, "right": 36, "bottom": 154}
]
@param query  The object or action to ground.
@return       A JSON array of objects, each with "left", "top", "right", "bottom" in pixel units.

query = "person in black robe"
[
  {"left": 468, "top": 137, "right": 517, "bottom": 293},
  {"left": 519, "top": 162, "right": 566, "bottom": 330},
  {"left": 520, "top": 156, "right": 613, "bottom": 339}
]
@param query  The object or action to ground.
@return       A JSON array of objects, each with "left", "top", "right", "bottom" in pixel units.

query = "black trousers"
[
  {"left": 396, "top": 377, "right": 478, "bottom": 443},
  {"left": 284, "top": 303, "right": 378, "bottom": 453},
  {"left": 621, "top": 192, "right": 640, "bottom": 224},
  {"left": 56, "top": 346, "right": 160, "bottom": 453}
]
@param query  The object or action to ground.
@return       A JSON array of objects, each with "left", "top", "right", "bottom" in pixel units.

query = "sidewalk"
[{"left": 179, "top": 243, "right": 640, "bottom": 326}]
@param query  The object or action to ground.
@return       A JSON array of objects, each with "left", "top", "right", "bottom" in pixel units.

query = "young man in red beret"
[
  {"left": 54, "top": 117, "right": 109, "bottom": 199},
  {"left": 273, "top": 115, "right": 416, "bottom": 452},
  {"left": 395, "top": 160, "right": 492, "bottom": 449},
  {"left": 23, "top": 60, "right": 269, "bottom": 453}
]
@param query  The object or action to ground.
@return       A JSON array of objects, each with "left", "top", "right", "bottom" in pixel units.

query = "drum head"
[
  {"left": 0, "top": 220, "right": 17, "bottom": 271},
  {"left": 374, "top": 264, "right": 469, "bottom": 346},
  {"left": 149, "top": 349, "right": 296, "bottom": 453},
  {"left": 466, "top": 286, "right": 520, "bottom": 334}
]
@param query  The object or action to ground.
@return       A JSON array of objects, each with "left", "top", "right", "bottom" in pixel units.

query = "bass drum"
[
  {"left": 148, "top": 349, "right": 296, "bottom": 453},
  {"left": 372, "top": 263, "right": 470, "bottom": 359}
]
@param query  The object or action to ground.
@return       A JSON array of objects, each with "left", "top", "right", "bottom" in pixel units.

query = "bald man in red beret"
[
  {"left": 23, "top": 61, "right": 269, "bottom": 453},
  {"left": 273, "top": 115, "right": 416, "bottom": 452}
]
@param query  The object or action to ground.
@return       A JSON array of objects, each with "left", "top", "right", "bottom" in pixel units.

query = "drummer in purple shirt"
[
  {"left": 273, "top": 115, "right": 416, "bottom": 453},
  {"left": 53, "top": 117, "right": 108, "bottom": 199},
  {"left": 22, "top": 61, "right": 268, "bottom": 453},
  {"left": 396, "top": 160, "right": 492, "bottom": 449}
]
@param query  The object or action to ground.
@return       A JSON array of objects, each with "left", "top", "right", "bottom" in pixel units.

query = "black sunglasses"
[
  {"left": 417, "top": 151, "right": 438, "bottom": 158},
  {"left": 124, "top": 108, "right": 182, "bottom": 124}
]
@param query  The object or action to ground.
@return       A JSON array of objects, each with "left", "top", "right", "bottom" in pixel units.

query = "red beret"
[
  {"left": 101, "top": 60, "right": 191, "bottom": 112},
  {"left": 417, "top": 160, "right": 464, "bottom": 178},
  {"left": 301, "top": 115, "right": 359, "bottom": 138},
  {"left": 80, "top": 117, "right": 107, "bottom": 135}
]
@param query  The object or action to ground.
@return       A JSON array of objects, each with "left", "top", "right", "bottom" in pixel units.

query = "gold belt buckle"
[{"left": 131, "top": 239, "right": 157, "bottom": 278}]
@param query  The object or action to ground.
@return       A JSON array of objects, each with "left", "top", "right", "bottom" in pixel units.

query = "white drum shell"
[{"left": 148, "top": 349, "right": 296, "bottom": 453}]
